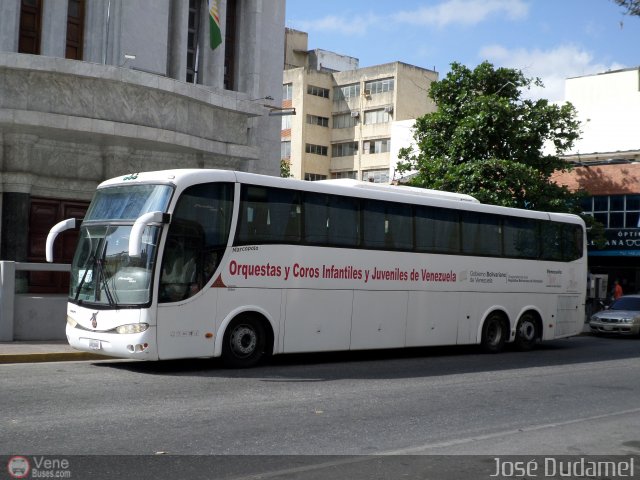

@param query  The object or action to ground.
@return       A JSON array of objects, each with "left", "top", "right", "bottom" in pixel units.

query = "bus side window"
[
  {"left": 160, "top": 221, "right": 203, "bottom": 302},
  {"left": 363, "top": 200, "right": 386, "bottom": 249},
  {"left": 461, "top": 212, "right": 502, "bottom": 257},
  {"left": 237, "top": 186, "right": 300, "bottom": 244},
  {"left": 159, "top": 182, "right": 233, "bottom": 303},
  {"left": 304, "top": 193, "right": 329, "bottom": 245},
  {"left": 239, "top": 186, "right": 270, "bottom": 241},
  {"left": 503, "top": 217, "right": 539, "bottom": 259},
  {"left": 266, "top": 189, "right": 300, "bottom": 242},
  {"left": 540, "top": 221, "right": 563, "bottom": 261},
  {"left": 385, "top": 202, "right": 412, "bottom": 250},
  {"left": 415, "top": 206, "right": 460, "bottom": 254},
  {"left": 327, "top": 195, "right": 359, "bottom": 247},
  {"left": 562, "top": 224, "right": 583, "bottom": 261},
  {"left": 362, "top": 199, "right": 412, "bottom": 250},
  {"left": 251, "top": 204, "right": 271, "bottom": 240}
]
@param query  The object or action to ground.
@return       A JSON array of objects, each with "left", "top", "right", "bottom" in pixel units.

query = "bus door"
[
  {"left": 156, "top": 219, "right": 217, "bottom": 359},
  {"left": 154, "top": 182, "right": 234, "bottom": 360}
]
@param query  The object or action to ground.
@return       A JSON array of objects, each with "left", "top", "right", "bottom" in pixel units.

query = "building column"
[
  {"left": 83, "top": 0, "right": 106, "bottom": 63},
  {"left": 0, "top": 133, "right": 36, "bottom": 264},
  {"left": 84, "top": 0, "right": 122, "bottom": 65},
  {"left": 236, "top": 0, "right": 261, "bottom": 98},
  {"left": 167, "top": 0, "right": 189, "bottom": 81},
  {"left": 41, "top": 0, "right": 69, "bottom": 58},
  {"left": 199, "top": 0, "right": 226, "bottom": 89},
  {"left": 0, "top": 0, "right": 21, "bottom": 52}
]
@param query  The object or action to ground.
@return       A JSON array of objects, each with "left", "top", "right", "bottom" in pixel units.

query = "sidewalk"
[{"left": 0, "top": 341, "right": 107, "bottom": 364}]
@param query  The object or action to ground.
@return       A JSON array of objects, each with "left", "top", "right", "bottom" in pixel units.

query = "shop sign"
[{"left": 588, "top": 229, "right": 640, "bottom": 256}]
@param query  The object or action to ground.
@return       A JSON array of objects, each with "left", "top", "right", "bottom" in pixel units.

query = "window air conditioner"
[
  {"left": 384, "top": 105, "right": 394, "bottom": 114},
  {"left": 350, "top": 111, "right": 360, "bottom": 118}
]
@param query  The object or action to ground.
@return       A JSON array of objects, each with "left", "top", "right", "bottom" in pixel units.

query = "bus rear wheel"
[
  {"left": 222, "top": 316, "right": 266, "bottom": 368},
  {"left": 514, "top": 313, "right": 539, "bottom": 351},
  {"left": 481, "top": 313, "right": 507, "bottom": 353}
]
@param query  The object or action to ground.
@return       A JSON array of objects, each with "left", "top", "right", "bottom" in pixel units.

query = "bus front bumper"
[{"left": 66, "top": 324, "right": 159, "bottom": 360}]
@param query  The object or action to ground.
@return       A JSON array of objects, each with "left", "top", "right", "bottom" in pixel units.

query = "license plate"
[
  {"left": 604, "top": 325, "right": 613, "bottom": 331},
  {"left": 89, "top": 339, "right": 101, "bottom": 350}
]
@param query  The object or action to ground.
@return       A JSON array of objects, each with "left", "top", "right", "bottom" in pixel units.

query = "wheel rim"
[
  {"left": 519, "top": 319, "right": 536, "bottom": 341},
  {"left": 229, "top": 324, "right": 257, "bottom": 358},
  {"left": 486, "top": 319, "right": 502, "bottom": 346}
]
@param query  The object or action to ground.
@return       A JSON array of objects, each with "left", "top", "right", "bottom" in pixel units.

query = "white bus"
[{"left": 47, "top": 169, "right": 587, "bottom": 367}]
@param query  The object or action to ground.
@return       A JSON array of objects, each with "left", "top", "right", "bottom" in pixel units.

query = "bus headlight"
[
  {"left": 67, "top": 316, "right": 77, "bottom": 328},
  {"left": 116, "top": 323, "right": 150, "bottom": 334}
]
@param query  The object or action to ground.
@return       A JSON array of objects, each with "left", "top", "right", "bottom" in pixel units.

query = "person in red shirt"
[{"left": 613, "top": 280, "right": 623, "bottom": 300}]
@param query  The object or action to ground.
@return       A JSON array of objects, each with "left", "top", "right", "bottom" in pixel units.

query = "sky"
[{"left": 285, "top": 0, "right": 640, "bottom": 102}]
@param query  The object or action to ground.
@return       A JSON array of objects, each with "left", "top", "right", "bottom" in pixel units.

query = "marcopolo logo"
[{"left": 7, "top": 456, "right": 30, "bottom": 479}]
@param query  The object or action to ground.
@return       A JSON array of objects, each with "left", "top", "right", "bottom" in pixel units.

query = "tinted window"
[
  {"left": 461, "top": 212, "right": 502, "bottom": 256},
  {"left": 540, "top": 221, "right": 563, "bottom": 261},
  {"left": 305, "top": 193, "right": 360, "bottom": 247},
  {"left": 304, "top": 193, "right": 330, "bottom": 245},
  {"left": 362, "top": 200, "right": 412, "bottom": 250},
  {"left": 326, "top": 195, "right": 359, "bottom": 247},
  {"left": 160, "top": 183, "right": 233, "bottom": 303},
  {"left": 503, "top": 217, "right": 539, "bottom": 259},
  {"left": 415, "top": 206, "right": 460, "bottom": 254},
  {"left": 593, "top": 197, "right": 608, "bottom": 211},
  {"left": 236, "top": 186, "right": 301, "bottom": 244},
  {"left": 562, "top": 223, "right": 583, "bottom": 261},
  {"left": 232, "top": 184, "right": 583, "bottom": 263}
]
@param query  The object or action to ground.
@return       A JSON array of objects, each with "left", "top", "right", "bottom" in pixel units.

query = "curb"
[{"left": 0, "top": 352, "right": 108, "bottom": 364}]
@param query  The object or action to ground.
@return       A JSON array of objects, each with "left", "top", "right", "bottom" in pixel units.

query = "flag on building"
[{"left": 209, "top": 0, "right": 222, "bottom": 50}]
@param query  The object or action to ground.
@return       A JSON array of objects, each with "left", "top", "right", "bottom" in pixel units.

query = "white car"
[{"left": 590, "top": 295, "right": 640, "bottom": 336}]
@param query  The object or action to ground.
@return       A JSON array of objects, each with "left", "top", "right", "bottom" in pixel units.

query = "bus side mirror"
[
  {"left": 129, "top": 211, "right": 170, "bottom": 257},
  {"left": 46, "top": 218, "right": 78, "bottom": 263}
]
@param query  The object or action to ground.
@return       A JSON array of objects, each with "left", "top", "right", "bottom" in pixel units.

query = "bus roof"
[
  {"left": 99, "top": 169, "right": 584, "bottom": 226},
  {"left": 315, "top": 179, "right": 479, "bottom": 203}
]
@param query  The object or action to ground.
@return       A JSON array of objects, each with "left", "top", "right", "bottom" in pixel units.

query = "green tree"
[
  {"left": 280, "top": 159, "right": 293, "bottom": 178},
  {"left": 397, "top": 61, "right": 583, "bottom": 213},
  {"left": 613, "top": 0, "right": 640, "bottom": 16}
]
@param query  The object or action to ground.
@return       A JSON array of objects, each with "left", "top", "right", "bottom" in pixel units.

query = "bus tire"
[
  {"left": 222, "top": 316, "right": 267, "bottom": 368},
  {"left": 514, "top": 312, "right": 539, "bottom": 351},
  {"left": 481, "top": 312, "right": 507, "bottom": 353}
]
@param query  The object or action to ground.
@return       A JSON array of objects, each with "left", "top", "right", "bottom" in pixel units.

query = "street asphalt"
[{"left": 0, "top": 323, "right": 593, "bottom": 364}]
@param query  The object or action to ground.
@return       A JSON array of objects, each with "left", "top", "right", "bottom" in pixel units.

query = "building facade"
[
  {"left": 0, "top": 0, "right": 285, "bottom": 291},
  {"left": 554, "top": 67, "right": 640, "bottom": 296},
  {"left": 282, "top": 29, "right": 437, "bottom": 183}
]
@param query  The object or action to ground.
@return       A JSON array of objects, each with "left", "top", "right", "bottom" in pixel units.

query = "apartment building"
[{"left": 282, "top": 29, "right": 438, "bottom": 183}]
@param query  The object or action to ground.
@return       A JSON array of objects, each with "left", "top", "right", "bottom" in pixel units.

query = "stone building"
[{"left": 0, "top": 0, "right": 285, "bottom": 291}]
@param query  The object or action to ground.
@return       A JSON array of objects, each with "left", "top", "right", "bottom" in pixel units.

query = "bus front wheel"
[
  {"left": 481, "top": 313, "right": 507, "bottom": 353},
  {"left": 222, "top": 316, "right": 266, "bottom": 368}
]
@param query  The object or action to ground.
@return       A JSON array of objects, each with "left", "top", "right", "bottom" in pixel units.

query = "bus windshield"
[
  {"left": 84, "top": 184, "right": 173, "bottom": 222},
  {"left": 69, "top": 184, "right": 173, "bottom": 307}
]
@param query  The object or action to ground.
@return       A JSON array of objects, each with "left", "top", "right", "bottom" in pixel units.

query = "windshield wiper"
[
  {"left": 95, "top": 241, "right": 118, "bottom": 308},
  {"left": 74, "top": 239, "right": 102, "bottom": 303}
]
